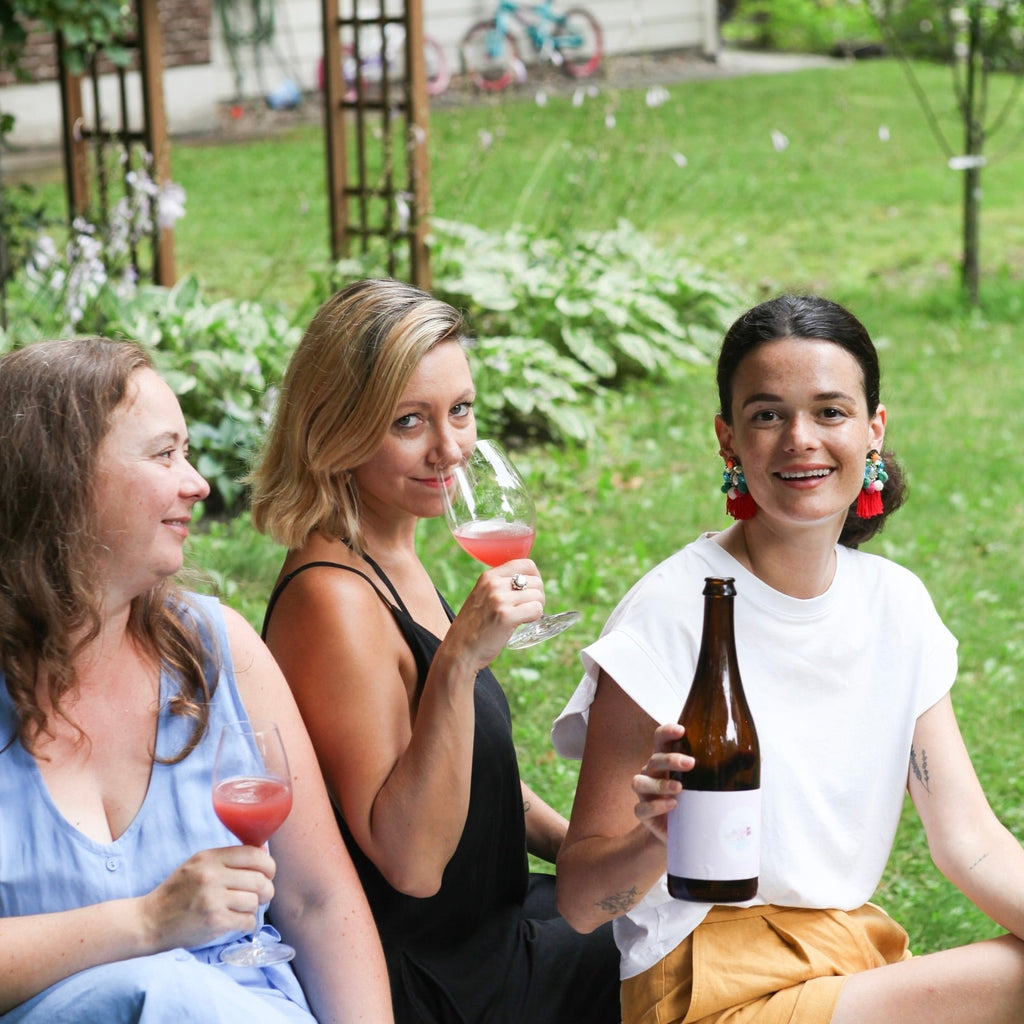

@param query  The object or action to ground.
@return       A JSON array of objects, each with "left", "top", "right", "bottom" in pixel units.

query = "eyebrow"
[{"left": 741, "top": 390, "right": 856, "bottom": 409}]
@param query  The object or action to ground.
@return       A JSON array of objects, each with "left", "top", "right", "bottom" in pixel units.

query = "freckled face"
[
  {"left": 93, "top": 368, "right": 210, "bottom": 600},
  {"left": 715, "top": 338, "right": 885, "bottom": 529},
  {"left": 351, "top": 341, "right": 477, "bottom": 524}
]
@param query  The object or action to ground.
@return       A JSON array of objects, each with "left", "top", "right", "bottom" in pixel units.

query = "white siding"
[{"left": 1, "top": 0, "right": 715, "bottom": 145}]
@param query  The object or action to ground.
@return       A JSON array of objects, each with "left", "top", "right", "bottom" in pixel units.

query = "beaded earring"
[
  {"left": 721, "top": 453, "right": 757, "bottom": 520},
  {"left": 856, "top": 449, "right": 887, "bottom": 519}
]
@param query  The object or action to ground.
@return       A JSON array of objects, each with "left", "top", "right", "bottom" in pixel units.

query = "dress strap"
[
  {"left": 261, "top": 560, "right": 398, "bottom": 640},
  {"left": 358, "top": 551, "right": 411, "bottom": 615}
]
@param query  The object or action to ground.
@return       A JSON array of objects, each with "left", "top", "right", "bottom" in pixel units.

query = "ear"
[
  {"left": 870, "top": 404, "right": 886, "bottom": 452},
  {"left": 714, "top": 414, "right": 734, "bottom": 457}
]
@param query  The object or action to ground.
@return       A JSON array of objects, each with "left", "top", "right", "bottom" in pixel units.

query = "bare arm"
[
  {"left": 0, "top": 841, "right": 276, "bottom": 1015},
  {"left": 910, "top": 693, "right": 1024, "bottom": 940},
  {"left": 522, "top": 779, "right": 568, "bottom": 865},
  {"left": 264, "top": 559, "right": 540, "bottom": 899},
  {"left": 225, "top": 606, "right": 393, "bottom": 1024},
  {"left": 556, "top": 670, "right": 694, "bottom": 934}
]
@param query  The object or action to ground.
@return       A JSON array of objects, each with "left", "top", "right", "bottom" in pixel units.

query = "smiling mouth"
[{"left": 777, "top": 469, "right": 833, "bottom": 480}]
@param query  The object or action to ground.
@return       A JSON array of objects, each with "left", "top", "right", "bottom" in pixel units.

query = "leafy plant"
[
  {"left": 0, "top": 0, "right": 132, "bottom": 77},
  {"left": 430, "top": 218, "right": 737, "bottom": 441},
  {"left": 722, "top": 0, "right": 880, "bottom": 54}
]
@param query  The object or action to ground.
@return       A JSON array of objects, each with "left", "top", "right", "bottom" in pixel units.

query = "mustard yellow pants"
[{"left": 621, "top": 903, "right": 911, "bottom": 1024}]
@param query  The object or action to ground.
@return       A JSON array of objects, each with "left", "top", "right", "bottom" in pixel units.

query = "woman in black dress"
[{"left": 249, "top": 278, "right": 620, "bottom": 1024}]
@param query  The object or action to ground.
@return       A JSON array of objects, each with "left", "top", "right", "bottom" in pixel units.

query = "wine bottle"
[{"left": 666, "top": 576, "right": 760, "bottom": 902}]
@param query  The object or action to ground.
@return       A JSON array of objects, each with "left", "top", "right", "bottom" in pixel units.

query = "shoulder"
[
  {"left": 838, "top": 546, "right": 937, "bottom": 607},
  {"left": 603, "top": 535, "right": 724, "bottom": 627}
]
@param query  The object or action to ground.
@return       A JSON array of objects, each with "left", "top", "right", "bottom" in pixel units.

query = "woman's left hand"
[{"left": 631, "top": 723, "right": 693, "bottom": 843}]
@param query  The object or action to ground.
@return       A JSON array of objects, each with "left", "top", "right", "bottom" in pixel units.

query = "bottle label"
[{"left": 666, "top": 788, "right": 761, "bottom": 880}]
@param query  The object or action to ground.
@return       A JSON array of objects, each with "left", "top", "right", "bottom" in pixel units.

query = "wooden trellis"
[
  {"left": 57, "top": 0, "right": 175, "bottom": 286},
  {"left": 321, "top": 0, "right": 432, "bottom": 287}
]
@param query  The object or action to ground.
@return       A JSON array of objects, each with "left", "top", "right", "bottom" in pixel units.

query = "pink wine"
[
  {"left": 213, "top": 776, "right": 293, "bottom": 847},
  {"left": 453, "top": 519, "right": 535, "bottom": 567}
]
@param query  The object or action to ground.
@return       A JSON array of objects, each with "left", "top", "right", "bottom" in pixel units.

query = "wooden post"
[
  {"left": 56, "top": 34, "right": 90, "bottom": 220},
  {"left": 137, "top": 0, "right": 175, "bottom": 285},
  {"left": 405, "top": 0, "right": 431, "bottom": 288},
  {"left": 322, "top": 0, "right": 349, "bottom": 261}
]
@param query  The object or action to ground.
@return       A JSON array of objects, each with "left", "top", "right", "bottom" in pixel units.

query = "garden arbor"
[
  {"left": 56, "top": 0, "right": 176, "bottom": 285},
  {"left": 321, "top": 0, "right": 433, "bottom": 288},
  {"left": 44, "top": 0, "right": 432, "bottom": 292}
]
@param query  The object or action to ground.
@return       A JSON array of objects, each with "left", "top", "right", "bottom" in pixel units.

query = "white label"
[{"left": 666, "top": 788, "right": 761, "bottom": 880}]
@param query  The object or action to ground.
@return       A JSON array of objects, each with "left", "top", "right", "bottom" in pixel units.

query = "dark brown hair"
[{"left": 717, "top": 295, "right": 906, "bottom": 547}]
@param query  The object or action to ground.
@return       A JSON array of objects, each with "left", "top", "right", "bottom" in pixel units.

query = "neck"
[{"left": 717, "top": 518, "right": 840, "bottom": 599}]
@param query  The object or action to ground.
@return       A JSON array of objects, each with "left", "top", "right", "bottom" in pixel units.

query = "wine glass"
[
  {"left": 437, "top": 438, "right": 580, "bottom": 649},
  {"left": 211, "top": 719, "right": 295, "bottom": 967}
]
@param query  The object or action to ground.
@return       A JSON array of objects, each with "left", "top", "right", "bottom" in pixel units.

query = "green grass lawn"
[{"left": 167, "top": 56, "right": 1024, "bottom": 953}]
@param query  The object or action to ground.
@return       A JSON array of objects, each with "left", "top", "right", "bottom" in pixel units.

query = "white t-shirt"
[{"left": 552, "top": 534, "right": 957, "bottom": 980}]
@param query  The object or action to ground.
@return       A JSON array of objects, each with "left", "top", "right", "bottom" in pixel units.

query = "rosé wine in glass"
[
  {"left": 212, "top": 720, "right": 296, "bottom": 967},
  {"left": 213, "top": 776, "right": 293, "bottom": 849},
  {"left": 452, "top": 519, "right": 536, "bottom": 567},
  {"left": 438, "top": 439, "right": 579, "bottom": 649}
]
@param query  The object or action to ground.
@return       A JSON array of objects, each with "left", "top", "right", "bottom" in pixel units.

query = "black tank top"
[{"left": 262, "top": 556, "right": 528, "bottom": 950}]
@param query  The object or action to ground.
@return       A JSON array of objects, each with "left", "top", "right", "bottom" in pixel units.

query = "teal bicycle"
[{"left": 460, "top": 0, "right": 602, "bottom": 92}]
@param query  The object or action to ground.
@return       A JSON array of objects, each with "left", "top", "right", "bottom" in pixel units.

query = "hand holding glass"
[
  {"left": 438, "top": 439, "right": 580, "bottom": 649},
  {"left": 212, "top": 720, "right": 295, "bottom": 966}
]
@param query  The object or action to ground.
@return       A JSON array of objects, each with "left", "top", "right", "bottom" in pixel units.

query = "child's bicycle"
[{"left": 459, "top": 0, "right": 602, "bottom": 92}]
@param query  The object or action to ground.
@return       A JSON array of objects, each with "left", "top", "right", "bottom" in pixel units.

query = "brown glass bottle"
[{"left": 666, "top": 577, "right": 761, "bottom": 902}]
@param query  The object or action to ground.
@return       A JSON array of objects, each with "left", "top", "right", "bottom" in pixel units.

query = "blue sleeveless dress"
[{"left": 0, "top": 594, "right": 314, "bottom": 1023}]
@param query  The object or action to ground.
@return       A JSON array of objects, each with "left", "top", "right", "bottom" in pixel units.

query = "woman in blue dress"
[{"left": 0, "top": 338, "right": 393, "bottom": 1024}]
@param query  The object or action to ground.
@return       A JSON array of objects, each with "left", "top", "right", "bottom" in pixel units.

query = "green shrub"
[
  {"left": 723, "top": 0, "right": 881, "bottom": 54},
  {"left": 4, "top": 217, "right": 736, "bottom": 507}
]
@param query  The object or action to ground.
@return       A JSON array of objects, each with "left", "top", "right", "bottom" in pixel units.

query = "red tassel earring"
[
  {"left": 856, "top": 449, "right": 887, "bottom": 519},
  {"left": 721, "top": 454, "right": 757, "bottom": 520}
]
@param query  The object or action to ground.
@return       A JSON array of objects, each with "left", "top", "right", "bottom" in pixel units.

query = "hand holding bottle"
[{"left": 631, "top": 723, "right": 694, "bottom": 843}]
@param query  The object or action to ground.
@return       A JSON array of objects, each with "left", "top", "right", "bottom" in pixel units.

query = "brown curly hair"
[{"left": 0, "top": 338, "right": 215, "bottom": 760}]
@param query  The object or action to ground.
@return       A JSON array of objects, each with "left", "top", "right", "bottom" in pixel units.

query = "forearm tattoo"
[
  {"left": 597, "top": 887, "right": 640, "bottom": 916},
  {"left": 910, "top": 746, "right": 931, "bottom": 794}
]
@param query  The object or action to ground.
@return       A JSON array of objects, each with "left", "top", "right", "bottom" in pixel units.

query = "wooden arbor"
[
  {"left": 57, "top": 0, "right": 175, "bottom": 285},
  {"left": 321, "top": 0, "right": 432, "bottom": 288}
]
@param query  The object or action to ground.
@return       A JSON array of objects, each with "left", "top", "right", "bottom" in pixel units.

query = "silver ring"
[{"left": 510, "top": 572, "right": 528, "bottom": 591}]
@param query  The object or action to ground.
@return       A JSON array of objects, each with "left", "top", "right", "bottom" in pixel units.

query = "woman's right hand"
[
  {"left": 631, "top": 723, "right": 694, "bottom": 843},
  {"left": 139, "top": 845, "right": 275, "bottom": 951},
  {"left": 443, "top": 558, "right": 544, "bottom": 669}
]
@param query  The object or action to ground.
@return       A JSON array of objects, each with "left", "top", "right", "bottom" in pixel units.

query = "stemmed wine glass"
[
  {"left": 437, "top": 438, "right": 580, "bottom": 649},
  {"left": 211, "top": 719, "right": 295, "bottom": 967}
]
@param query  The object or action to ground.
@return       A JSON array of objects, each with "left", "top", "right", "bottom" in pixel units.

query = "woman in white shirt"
[{"left": 553, "top": 294, "right": 1024, "bottom": 1024}]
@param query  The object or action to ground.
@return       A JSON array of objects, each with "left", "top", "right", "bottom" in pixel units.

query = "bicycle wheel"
[
  {"left": 554, "top": 7, "right": 602, "bottom": 79},
  {"left": 423, "top": 35, "right": 451, "bottom": 95},
  {"left": 460, "top": 20, "right": 521, "bottom": 92}
]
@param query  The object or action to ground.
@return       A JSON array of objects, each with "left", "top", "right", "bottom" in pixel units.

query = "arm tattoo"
[
  {"left": 969, "top": 852, "right": 990, "bottom": 871},
  {"left": 597, "top": 887, "right": 640, "bottom": 916},
  {"left": 910, "top": 746, "right": 931, "bottom": 794},
  {"left": 523, "top": 799, "right": 532, "bottom": 814}
]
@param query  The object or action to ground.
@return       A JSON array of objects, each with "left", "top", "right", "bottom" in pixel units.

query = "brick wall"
[{"left": 0, "top": 0, "right": 212, "bottom": 86}]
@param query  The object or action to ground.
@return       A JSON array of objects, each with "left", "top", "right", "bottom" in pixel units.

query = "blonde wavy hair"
[{"left": 249, "top": 278, "right": 467, "bottom": 553}]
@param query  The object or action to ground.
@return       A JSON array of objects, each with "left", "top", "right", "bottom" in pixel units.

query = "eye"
[
  {"left": 394, "top": 413, "right": 421, "bottom": 430},
  {"left": 750, "top": 409, "right": 780, "bottom": 423},
  {"left": 451, "top": 400, "right": 473, "bottom": 418},
  {"left": 820, "top": 407, "right": 847, "bottom": 420}
]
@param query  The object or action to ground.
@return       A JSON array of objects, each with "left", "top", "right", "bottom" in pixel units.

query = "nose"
[
  {"left": 182, "top": 460, "right": 211, "bottom": 502},
  {"left": 783, "top": 412, "right": 819, "bottom": 452},
  {"left": 432, "top": 424, "right": 472, "bottom": 471}
]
